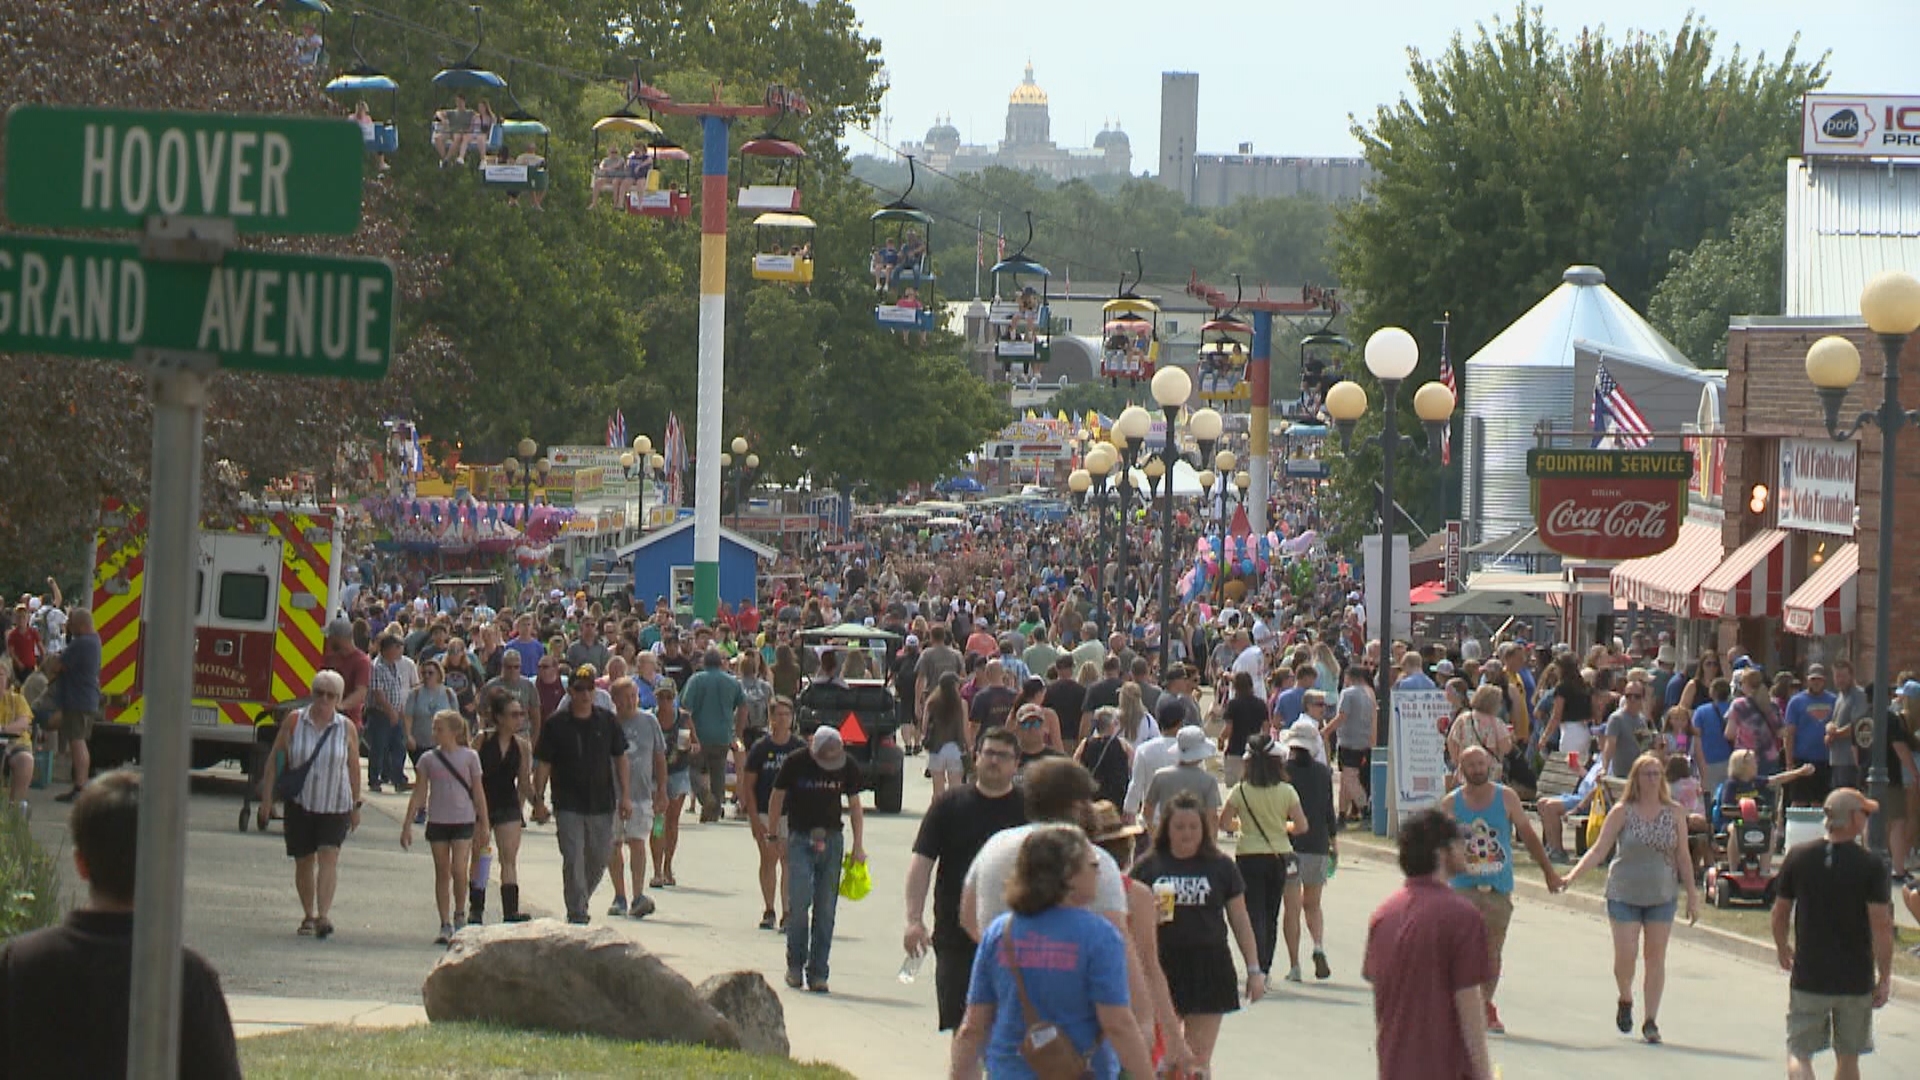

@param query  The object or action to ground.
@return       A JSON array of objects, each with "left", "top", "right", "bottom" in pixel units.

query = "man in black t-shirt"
[
  {"left": 768, "top": 727, "right": 866, "bottom": 993},
  {"left": 1042, "top": 655, "right": 1088, "bottom": 744},
  {"left": 531, "top": 666, "right": 632, "bottom": 925},
  {"left": 966, "top": 660, "right": 1016, "bottom": 747},
  {"left": 905, "top": 727, "right": 1025, "bottom": 1032},
  {"left": 1771, "top": 787, "right": 1894, "bottom": 1078},
  {"left": 1084, "top": 655, "right": 1125, "bottom": 715}
]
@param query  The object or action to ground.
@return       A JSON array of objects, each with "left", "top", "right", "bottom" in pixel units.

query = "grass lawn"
[
  {"left": 240, "top": 1024, "right": 858, "bottom": 1078},
  {"left": 1338, "top": 831, "right": 1920, "bottom": 980}
]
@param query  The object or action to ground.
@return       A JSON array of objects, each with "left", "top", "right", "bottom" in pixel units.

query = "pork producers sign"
[
  {"left": 1526, "top": 450, "right": 1691, "bottom": 560},
  {"left": 1776, "top": 439, "right": 1857, "bottom": 536}
]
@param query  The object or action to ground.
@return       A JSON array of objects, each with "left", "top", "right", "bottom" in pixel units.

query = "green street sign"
[
  {"left": 0, "top": 232, "right": 393, "bottom": 379},
  {"left": 4, "top": 106, "right": 364, "bottom": 235}
]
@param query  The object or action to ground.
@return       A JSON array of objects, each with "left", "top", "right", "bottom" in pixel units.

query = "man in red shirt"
[
  {"left": 1363, "top": 809, "right": 1493, "bottom": 1080},
  {"left": 319, "top": 620, "right": 371, "bottom": 727},
  {"left": 7, "top": 604, "right": 41, "bottom": 680}
]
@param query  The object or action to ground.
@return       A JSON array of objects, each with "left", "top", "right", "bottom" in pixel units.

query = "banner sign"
[
  {"left": 1776, "top": 438, "right": 1857, "bottom": 536},
  {"left": 1801, "top": 94, "right": 1920, "bottom": 160},
  {"left": 1444, "top": 520, "right": 1463, "bottom": 591},
  {"left": 1392, "top": 689, "right": 1453, "bottom": 824},
  {"left": 1526, "top": 450, "right": 1690, "bottom": 560}
]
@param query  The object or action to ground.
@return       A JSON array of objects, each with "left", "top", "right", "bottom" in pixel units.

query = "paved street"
[{"left": 24, "top": 766, "right": 1920, "bottom": 1077}]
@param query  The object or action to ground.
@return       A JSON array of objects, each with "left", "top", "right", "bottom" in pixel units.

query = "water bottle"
[
  {"left": 897, "top": 951, "right": 926, "bottom": 984},
  {"left": 1327, "top": 846, "right": 1338, "bottom": 880},
  {"left": 474, "top": 845, "right": 493, "bottom": 891},
  {"left": 652, "top": 812, "right": 666, "bottom": 839}
]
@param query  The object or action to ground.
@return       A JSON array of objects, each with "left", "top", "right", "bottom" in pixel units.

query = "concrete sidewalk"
[{"left": 225, "top": 995, "right": 426, "bottom": 1040}]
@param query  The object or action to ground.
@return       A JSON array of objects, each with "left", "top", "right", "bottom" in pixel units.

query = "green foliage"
[
  {"left": 0, "top": 811, "right": 62, "bottom": 940},
  {"left": 1648, "top": 198, "right": 1784, "bottom": 368},
  {"left": 851, "top": 160, "right": 1336, "bottom": 296},
  {"left": 1320, "top": 386, "right": 1447, "bottom": 554},
  {"left": 1330, "top": 4, "right": 1823, "bottom": 532}
]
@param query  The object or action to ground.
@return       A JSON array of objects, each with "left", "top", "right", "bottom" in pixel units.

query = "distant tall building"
[
  {"left": 1158, "top": 72, "right": 1199, "bottom": 201},
  {"left": 900, "top": 63, "right": 1131, "bottom": 182}
]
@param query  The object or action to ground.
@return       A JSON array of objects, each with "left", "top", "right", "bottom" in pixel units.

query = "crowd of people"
[{"left": 8, "top": 471, "right": 1920, "bottom": 1077}]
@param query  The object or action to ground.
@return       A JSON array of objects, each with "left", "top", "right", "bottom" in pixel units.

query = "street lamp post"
[
  {"left": 623, "top": 434, "right": 662, "bottom": 539},
  {"left": 1082, "top": 445, "right": 1116, "bottom": 632},
  {"left": 1110, "top": 406, "right": 1153, "bottom": 624},
  {"left": 503, "top": 436, "right": 550, "bottom": 518},
  {"left": 728, "top": 436, "right": 755, "bottom": 532},
  {"left": 1148, "top": 366, "right": 1223, "bottom": 672},
  {"left": 1804, "top": 269, "right": 1920, "bottom": 859},
  {"left": 1325, "top": 327, "right": 1455, "bottom": 834}
]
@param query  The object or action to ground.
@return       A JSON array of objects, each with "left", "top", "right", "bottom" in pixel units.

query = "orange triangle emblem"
[{"left": 838, "top": 711, "right": 869, "bottom": 746}]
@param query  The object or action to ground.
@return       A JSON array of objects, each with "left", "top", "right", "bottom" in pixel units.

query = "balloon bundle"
[{"left": 1178, "top": 531, "right": 1286, "bottom": 601}]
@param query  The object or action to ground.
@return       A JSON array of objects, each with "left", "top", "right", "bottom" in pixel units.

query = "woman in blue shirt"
[{"left": 952, "top": 827, "right": 1155, "bottom": 1080}]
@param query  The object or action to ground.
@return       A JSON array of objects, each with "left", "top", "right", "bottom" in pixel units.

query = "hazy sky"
[{"left": 845, "top": 0, "right": 1907, "bottom": 163}]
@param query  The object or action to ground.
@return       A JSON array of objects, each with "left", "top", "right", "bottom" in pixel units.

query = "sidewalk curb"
[{"left": 1336, "top": 834, "right": 1920, "bottom": 1008}]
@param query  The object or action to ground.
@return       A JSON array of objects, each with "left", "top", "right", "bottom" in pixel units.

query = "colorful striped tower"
[
  {"left": 692, "top": 114, "right": 729, "bottom": 617},
  {"left": 1249, "top": 311, "right": 1272, "bottom": 535}
]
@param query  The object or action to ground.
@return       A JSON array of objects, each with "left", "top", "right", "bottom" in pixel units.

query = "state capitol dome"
[{"left": 1008, "top": 62, "right": 1047, "bottom": 106}]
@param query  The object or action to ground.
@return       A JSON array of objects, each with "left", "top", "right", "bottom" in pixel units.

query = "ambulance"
[{"left": 87, "top": 500, "right": 344, "bottom": 771}]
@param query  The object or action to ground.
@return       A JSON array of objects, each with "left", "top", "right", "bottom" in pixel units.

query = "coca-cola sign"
[{"left": 1526, "top": 450, "right": 1692, "bottom": 560}]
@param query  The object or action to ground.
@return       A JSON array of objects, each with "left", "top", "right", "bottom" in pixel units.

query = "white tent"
[{"left": 1099, "top": 458, "right": 1207, "bottom": 498}]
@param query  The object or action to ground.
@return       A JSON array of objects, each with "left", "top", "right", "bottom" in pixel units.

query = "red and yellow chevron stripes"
[{"left": 93, "top": 504, "right": 338, "bottom": 732}]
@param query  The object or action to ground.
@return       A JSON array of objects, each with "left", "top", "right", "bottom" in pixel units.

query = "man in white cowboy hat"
[{"left": 1141, "top": 726, "right": 1221, "bottom": 830}]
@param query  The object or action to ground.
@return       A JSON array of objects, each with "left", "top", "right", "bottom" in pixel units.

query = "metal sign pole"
[
  {"left": 127, "top": 213, "right": 229, "bottom": 1080},
  {"left": 127, "top": 353, "right": 212, "bottom": 1080}
]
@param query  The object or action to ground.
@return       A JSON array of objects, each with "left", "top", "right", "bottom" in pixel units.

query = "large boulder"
[
  {"left": 696, "top": 971, "right": 789, "bottom": 1057},
  {"left": 422, "top": 920, "right": 741, "bottom": 1050}
]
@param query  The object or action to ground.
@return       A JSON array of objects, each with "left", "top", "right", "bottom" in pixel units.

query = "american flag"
[
  {"left": 663, "top": 412, "right": 687, "bottom": 506},
  {"left": 1591, "top": 359, "right": 1652, "bottom": 448},
  {"left": 1436, "top": 316, "right": 1454, "bottom": 465},
  {"left": 605, "top": 409, "right": 626, "bottom": 449}
]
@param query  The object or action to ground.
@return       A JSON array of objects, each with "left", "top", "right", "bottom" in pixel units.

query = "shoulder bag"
[
  {"left": 430, "top": 749, "right": 478, "bottom": 808},
  {"left": 1001, "top": 930, "right": 1094, "bottom": 1080},
  {"left": 274, "top": 714, "right": 340, "bottom": 805}
]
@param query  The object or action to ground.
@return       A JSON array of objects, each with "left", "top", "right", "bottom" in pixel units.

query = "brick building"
[{"left": 1721, "top": 320, "right": 1920, "bottom": 677}]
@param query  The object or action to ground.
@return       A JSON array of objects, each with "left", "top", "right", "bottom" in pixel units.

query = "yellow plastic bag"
[
  {"left": 1584, "top": 786, "right": 1612, "bottom": 851},
  {"left": 839, "top": 855, "right": 872, "bottom": 901}
]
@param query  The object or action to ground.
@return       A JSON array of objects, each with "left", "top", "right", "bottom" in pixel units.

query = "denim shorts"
[
  {"left": 1606, "top": 898, "right": 1678, "bottom": 924},
  {"left": 667, "top": 770, "right": 692, "bottom": 799}
]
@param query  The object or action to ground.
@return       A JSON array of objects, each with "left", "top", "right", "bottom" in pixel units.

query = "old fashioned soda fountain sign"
[{"left": 1526, "top": 450, "right": 1692, "bottom": 560}]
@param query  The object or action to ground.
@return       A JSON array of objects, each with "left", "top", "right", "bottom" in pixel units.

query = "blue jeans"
[
  {"left": 364, "top": 714, "right": 406, "bottom": 787},
  {"left": 785, "top": 830, "right": 844, "bottom": 982}
]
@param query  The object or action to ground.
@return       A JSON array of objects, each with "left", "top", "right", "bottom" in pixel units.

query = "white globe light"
[
  {"left": 1364, "top": 326, "right": 1419, "bottom": 382},
  {"left": 1151, "top": 365, "right": 1192, "bottom": 408},
  {"left": 1116, "top": 405, "right": 1152, "bottom": 441},
  {"left": 1189, "top": 407, "right": 1224, "bottom": 443}
]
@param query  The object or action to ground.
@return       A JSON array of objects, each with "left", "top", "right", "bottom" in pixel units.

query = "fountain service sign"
[{"left": 1526, "top": 449, "right": 1691, "bottom": 560}]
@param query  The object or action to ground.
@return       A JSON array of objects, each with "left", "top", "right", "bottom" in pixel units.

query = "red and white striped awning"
[
  {"left": 1610, "top": 521, "right": 1723, "bottom": 618},
  {"left": 1783, "top": 543, "right": 1858, "bottom": 637},
  {"left": 1698, "top": 529, "right": 1789, "bottom": 619}
]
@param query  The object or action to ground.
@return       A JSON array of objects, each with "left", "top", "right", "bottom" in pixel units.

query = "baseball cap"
[
  {"left": 1015, "top": 703, "right": 1045, "bottom": 727},
  {"left": 810, "top": 727, "right": 847, "bottom": 770},
  {"left": 904, "top": 634, "right": 920, "bottom": 648},
  {"left": 1435, "top": 659, "right": 1455, "bottom": 677},
  {"left": 569, "top": 664, "right": 597, "bottom": 687},
  {"left": 1805, "top": 663, "right": 1829, "bottom": 680},
  {"left": 1823, "top": 787, "right": 1879, "bottom": 826}
]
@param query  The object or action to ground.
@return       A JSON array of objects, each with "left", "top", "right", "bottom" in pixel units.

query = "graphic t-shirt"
[
  {"left": 968, "top": 907, "right": 1128, "bottom": 1080},
  {"left": 912, "top": 786, "right": 1027, "bottom": 950},
  {"left": 1776, "top": 837, "right": 1892, "bottom": 995},
  {"left": 771, "top": 750, "right": 862, "bottom": 833},
  {"left": 1784, "top": 690, "right": 1836, "bottom": 765},
  {"left": 1131, "top": 851, "right": 1244, "bottom": 950},
  {"left": 744, "top": 734, "right": 805, "bottom": 812}
]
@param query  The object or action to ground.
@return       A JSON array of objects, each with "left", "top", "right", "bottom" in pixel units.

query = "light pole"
[
  {"left": 622, "top": 434, "right": 663, "bottom": 537},
  {"left": 1804, "top": 269, "right": 1920, "bottom": 859},
  {"left": 1201, "top": 451, "right": 1251, "bottom": 603},
  {"left": 725, "top": 436, "right": 756, "bottom": 531},
  {"left": 503, "top": 436, "right": 550, "bottom": 517},
  {"left": 1148, "top": 366, "right": 1223, "bottom": 672},
  {"left": 1081, "top": 444, "right": 1115, "bottom": 632},
  {"left": 1325, "top": 327, "right": 1455, "bottom": 834},
  {"left": 1109, "top": 405, "right": 1153, "bottom": 626}
]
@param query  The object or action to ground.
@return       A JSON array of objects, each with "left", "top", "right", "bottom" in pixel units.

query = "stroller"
[{"left": 1705, "top": 790, "right": 1776, "bottom": 908}]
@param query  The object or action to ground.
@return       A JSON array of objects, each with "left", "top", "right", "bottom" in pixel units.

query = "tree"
[
  {"left": 1648, "top": 198, "right": 1783, "bottom": 368},
  {"left": 0, "top": 0, "right": 457, "bottom": 594},
  {"left": 1329, "top": 4, "right": 1823, "bottom": 534}
]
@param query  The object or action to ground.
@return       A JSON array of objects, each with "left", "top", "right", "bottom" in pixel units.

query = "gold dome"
[{"left": 1009, "top": 61, "right": 1048, "bottom": 106}]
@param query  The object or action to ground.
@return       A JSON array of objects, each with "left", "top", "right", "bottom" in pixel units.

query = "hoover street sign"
[
  {"left": 1526, "top": 449, "right": 1691, "bottom": 560},
  {"left": 4, "top": 106, "right": 364, "bottom": 234},
  {"left": 0, "top": 231, "right": 393, "bottom": 378}
]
